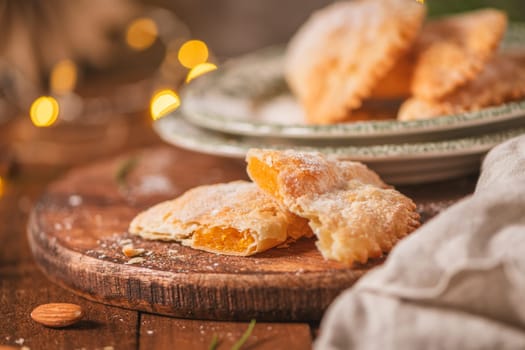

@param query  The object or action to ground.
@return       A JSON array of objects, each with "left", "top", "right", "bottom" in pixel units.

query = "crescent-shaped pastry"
[
  {"left": 398, "top": 53, "right": 525, "bottom": 120},
  {"left": 284, "top": 0, "right": 426, "bottom": 124},
  {"left": 129, "top": 181, "right": 312, "bottom": 256},
  {"left": 246, "top": 149, "right": 420, "bottom": 265},
  {"left": 410, "top": 9, "right": 507, "bottom": 100}
]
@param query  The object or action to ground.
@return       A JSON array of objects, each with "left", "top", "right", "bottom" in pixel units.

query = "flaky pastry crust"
[
  {"left": 129, "top": 181, "right": 312, "bottom": 256},
  {"left": 399, "top": 53, "right": 525, "bottom": 120},
  {"left": 411, "top": 9, "right": 507, "bottom": 100},
  {"left": 246, "top": 149, "right": 420, "bottom": 265},
  {"left": 285, "top": 0, "right": 426, "bottom": 124}
]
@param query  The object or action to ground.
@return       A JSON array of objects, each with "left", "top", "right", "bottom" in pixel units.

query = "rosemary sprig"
[
  {"left": 231, "top": 319, "right": 256, "bottom": 350},
  {"left": 207, "top": 319, "right": 257, "bottom": 350},
  {"left": 208, "top": 334, "right": 219, "bottom": 350},
  {"left": 115, "top": 156, "right": 138, "bottom": 189}
]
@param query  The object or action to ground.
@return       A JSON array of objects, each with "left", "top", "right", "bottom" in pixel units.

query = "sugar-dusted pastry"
[
  {"left": 129, "top": 181, "right": 312, "bottom": 256},
  {"left": 246, "top": 149, "right": 387, "bottom": 209},
  {"left": 295, "top": 182, "right": 420, "bottom": 264},
  {"left": 246, "top": 149, "right": 420, "bottom": 265},
  {"left": 399, "top": 53, "right": 525, "bottom": 121},
  {"left": 284, "top": 0, "right": 426, "bottom": 124},
  {"left": 410, "top": 9, "right": 507, "bottom": 100}
]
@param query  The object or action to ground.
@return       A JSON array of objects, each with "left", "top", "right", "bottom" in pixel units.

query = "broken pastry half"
[
  {"left": 246, "top": 149, "right": 420, "bottom": 265},
  {"left": 246, "top": 149, "right": 387, "bottom": 210},
  {"left": 129, "top": 181, "right": 312, "bottom": 256}
]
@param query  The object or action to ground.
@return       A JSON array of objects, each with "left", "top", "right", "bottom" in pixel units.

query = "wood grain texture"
[
  {"left": 0, "top": 264, "right": 139, "bottom": 350},
  {"left": 0, "top": 165, "right": 139, "bottom": 350},
  {"left": 0, "top": 165, "right": 65, "bottom": 265},
  {"left": 28, "top": 146, "right": 381, "bottom": 321},
  {"left": 1, "top": 123, "right": 323, "bottom": 349},
  {"left": 140, "top": 314, "right": 312, "bottom": 350}
]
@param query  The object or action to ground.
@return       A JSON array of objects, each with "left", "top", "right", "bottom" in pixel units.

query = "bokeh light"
[
  {"left": 178, "top": 40, "right": 209, "bottom": 69},
  {"left": 0, "top": 176, "right": 4, "bottom": 197},
  {"left": 50, "top": 59, "right": 78, "bottom": 94},
  {"left": 150, "top": 89, "right": 180, "bottom": 120},
  {"left": 30, "top": 96, "right": 60, "bottom": 127},
  {"left": 126, "top": 18, "right": 158, "bottom": 51},
  {"left": 186, "top": 62, "right": 218, "bottom": 83}
]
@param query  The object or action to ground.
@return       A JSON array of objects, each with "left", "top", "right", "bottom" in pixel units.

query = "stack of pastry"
[
  {"left": 284, "top": 0, "right": 525, "bottom": 123},
  {"left": 130, "top": 149, "right": 420, "bottom": 265}
]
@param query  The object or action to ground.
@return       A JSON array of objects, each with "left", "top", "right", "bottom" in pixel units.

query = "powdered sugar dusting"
[
  {"left": 249, "top": 148, "right": 419, "bottom": 265},
  {"left": 128, "top": 180, "right": 308, "bottom": 255}
]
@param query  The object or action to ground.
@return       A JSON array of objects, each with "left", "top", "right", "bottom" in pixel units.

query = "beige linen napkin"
[{"left": 315, "top": 135, "right": 525, "bottom": 350}]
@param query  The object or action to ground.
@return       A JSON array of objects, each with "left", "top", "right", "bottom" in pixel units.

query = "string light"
[
  {"left": 30, "top": 96, "right": 60, "bottom": 127},
  {"left": 178, "top": 40, "right": 209, "bottom": 69},
  {"left": 30, "top": 18, "right": 216, "bottom": 126},
  {"left": 126, "top": 17, "right": 159, "bottom": 51},
  {"left": 186, "top": 62, "right": 217, "bottom": 83},
  {"left": 150, "top": 89, "right": 180, "bottom": 120}
]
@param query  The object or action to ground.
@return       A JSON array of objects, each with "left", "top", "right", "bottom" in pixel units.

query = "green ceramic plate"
[
  {"left": 181, "top": 24, "right": 525, "bottom": 142},
  {"left": 154, "top": 111, "right": 525, "bottom": 184}
]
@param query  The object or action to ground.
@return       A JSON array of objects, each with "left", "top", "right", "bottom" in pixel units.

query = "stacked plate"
[{"left": 155, "top": 24, "right": 525, "bottom": 185}]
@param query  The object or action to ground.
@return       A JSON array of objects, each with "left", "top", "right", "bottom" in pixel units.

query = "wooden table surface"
[{"left": 0, "top": 113, "right": 478, "bottom": 350}]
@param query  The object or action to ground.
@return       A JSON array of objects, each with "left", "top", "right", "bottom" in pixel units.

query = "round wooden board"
[{"left": 28, "top": 146, "right": 386, "bottom": 322}]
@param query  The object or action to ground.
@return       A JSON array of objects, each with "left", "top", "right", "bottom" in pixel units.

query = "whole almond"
[{"left": 30, "top": 303, "right": 83, "bottom": 328}]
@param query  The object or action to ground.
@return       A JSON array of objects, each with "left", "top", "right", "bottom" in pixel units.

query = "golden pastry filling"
[
  {"left": 192, "top": 226, "right": 256, "bottom": 254},
  {"left": 246, "top": 156, "right": 281, "bottom": 201}
]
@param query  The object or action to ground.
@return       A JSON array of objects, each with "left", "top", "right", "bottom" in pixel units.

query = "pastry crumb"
[
  {"left": 122, "top": 245, "right": 145, "bottom": 257},
  {"left": 125, "top": 257, "right": 146, "bottom": 265}
]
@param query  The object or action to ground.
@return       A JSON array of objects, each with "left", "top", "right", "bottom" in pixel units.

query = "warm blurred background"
[
  {"left": 0, "top": 0, "right": 523, "bottom": 168},
  {"left": 427, "top": 0, "right": 525, "bottom": 21},
  {"left": 156, "top": 0, "right": 525, "bottom": 58}
]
